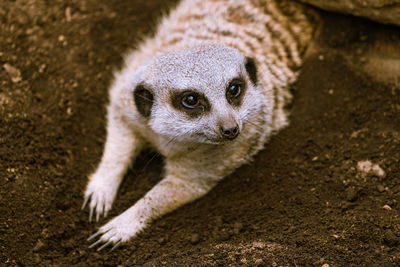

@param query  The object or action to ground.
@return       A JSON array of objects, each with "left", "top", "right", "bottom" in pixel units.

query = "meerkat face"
[{"left": 132, "top": 43, "right": 262, "bottom": 145}]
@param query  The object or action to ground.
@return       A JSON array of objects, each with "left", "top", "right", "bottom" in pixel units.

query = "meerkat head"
[{"left": 132, "top": 43, "right": 262, "bottom": 145}]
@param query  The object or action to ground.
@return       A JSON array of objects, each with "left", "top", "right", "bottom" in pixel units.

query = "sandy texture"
[{"left": 1, "top": 0, "right": 399, "bottom": 266}]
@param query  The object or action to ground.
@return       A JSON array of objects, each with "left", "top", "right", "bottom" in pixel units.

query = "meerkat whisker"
[
  {"left": 134, "top": 93, "right": 153, "bottom": 102},
  {"left": 140, "top": 131, "right": 186, "bottom": 172},
  {"left": 244, "top": 118, "right": 289, "bottom": 146}
]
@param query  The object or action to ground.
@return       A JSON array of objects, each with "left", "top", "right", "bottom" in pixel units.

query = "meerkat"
[{"left": 81, "top": 0, "right": 319, "bottom": 250}]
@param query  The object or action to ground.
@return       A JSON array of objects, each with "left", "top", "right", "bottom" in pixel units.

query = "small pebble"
[
  {"left": 382, "top": 204, "right": 392, "bottom": 211},
  {"left": 58, "top": 35, "right": 65, "bottom": 42},
  {"left": 33, "top": 254, "right": 41, "bottom": 264},
  {"left": 220, "top": 233, "right": 231, "bottom": 241},
  {"left": 346, "top": 188, "right": 359, "bottom": 202},
  {"left": 371, "top": 164, "right": 385, "bottom": 178},
  {"left": 377, "top": 185, "right": 385, "bottom": 192},
  {"left": 233, "top": 222, "right": 243, "bottom": 234},
  {"left": 3, "top": 63, "right": 22, "bottom": 83},
  {"left": 255, "top": 258, "right": 264, "bottom": 266},
  {"left": 65, "top": 7, "right": 72, "bottom": 22},
  {"left": 190, "top": 233, "right": 199, "bottom": 245},
  {"left": 38, "top": 64, "right": 46, "bottom": 73},
  {"left": 158, "top": 237, "right": 167, "bottom": 245},
  {"left": 33, "top": 240, "right": 45, "bottom": 252},
  {"left": 357, "top": 160, "right": 385, "bottom": 178},
  {"left": 383, "top": 230, "right": 398, "bottom": 247}
]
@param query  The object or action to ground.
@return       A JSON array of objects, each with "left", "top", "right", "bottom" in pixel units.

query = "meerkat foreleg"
[
  {"left": 82, "top": 108, "right": 144, "bottom": 222},
  {"left": 88, "top": 166, "right": 218, "bottom": 250}
]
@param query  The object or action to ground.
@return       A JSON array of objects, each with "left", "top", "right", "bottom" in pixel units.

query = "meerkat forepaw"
[
  {"left": 82, "top": 175, "right": 118, "bottom": 222},
  {"left": 87, "top": 209, "right": 145, "bottom": 251}
]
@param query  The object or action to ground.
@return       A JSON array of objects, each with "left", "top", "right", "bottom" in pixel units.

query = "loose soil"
[{"left": 1, "top": 0, "right": 399, "bottom": 266}]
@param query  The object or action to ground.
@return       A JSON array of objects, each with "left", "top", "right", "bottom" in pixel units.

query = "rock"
[
  {"left": 255, "top": 258, "right": 264, "bottom": 266},
  {"left": 298, "top": 0, "right": 400, "bottom": 26},
  {"left": 233, "top": 222, "right": 243, "bottom": 234},
  {"left": 219, "top": 231, "right": 231, "bottom": 241},
  {"left": 3, "top": 63, "right": 22, "bottom": 83},
  {"left": 33, "top": 253, "right": 41, "bottom": 264},
  {"left": 357, "top": 160, "right": 386, "bottom": 178},
  {"left": 190, "top": 233, "right": 200, "bottom": 245},
  {"left": 382, "top": 204, "right": 392, "bottom": 210},
  {"left": 158, "top": 237, "right": 167, "bottom": 245},
  {"left": 65, "top": 7, "right": 72, "bottom": 22},
  {"left": 371, "top": 164, "right": 385, "bottom": 178},
  {"left": 33, "top": 240, "right": 45, "bottom": 252},
  {"left": 346, "top": 187, "right": 360, "bottom": 202},
  {"left": 383, "top": 230, "right": 399, "bottom": 247},
  {"left": 377, "top": 184, "right": 385, "bottom": 192},
  {"left": 58, "top": 35, "right": 65, "bottom": 42},
  {"left": 0, "top": 93, "right": 12, "bottom": 108}
]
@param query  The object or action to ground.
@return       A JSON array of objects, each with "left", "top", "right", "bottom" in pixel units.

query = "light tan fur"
[{"left": 82, "top": 0, "right": 318, "bottom": 250}]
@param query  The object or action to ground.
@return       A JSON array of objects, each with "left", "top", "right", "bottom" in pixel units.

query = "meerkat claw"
[
  {"left": 81, "top": 196, "right": 89, "bottom": 210},
  {"left": 97, "top": 241, "right": 112, "bottom": 251},
  {"left": 87, "top": 229, "right": 124, "bottom": 252},
  {"left": 89, "top": 206, "right": 94, "bottom": 222},
  {"left": 82, "top": 175, "right": 120, "bottom": 222},
  {"left": 110, "top": 241, "right": 122, "bottom": 251},
  {"left": 88, "top": 239, "right": 103, "bottom": 249},
  {"left": 96, "top": 209, "right": 101, "bottom": 222},
  {"left": 87, "top": 231, "right": 101, "bottom": 241}
]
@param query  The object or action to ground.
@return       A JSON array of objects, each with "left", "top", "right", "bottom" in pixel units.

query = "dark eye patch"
[
  {"left": 134, "top": 84, "right": 154, "bottom": 119},
  {"left": 245, "top": 57, "right": 257, "bottom": 85},
  {"left": 226, "top": 77, "right": 246, "bottom": 107},
  {"left": 170, "top": 90, "right": 211, "bottom": 118}
]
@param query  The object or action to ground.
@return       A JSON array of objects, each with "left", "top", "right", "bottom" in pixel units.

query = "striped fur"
[{"left": 123, "top": 0, "right": 318, "bottom": 133}]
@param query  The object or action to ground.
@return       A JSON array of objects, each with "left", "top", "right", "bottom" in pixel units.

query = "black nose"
[{"left": 220, "top": 125, "right": 239, "bottom": 140}]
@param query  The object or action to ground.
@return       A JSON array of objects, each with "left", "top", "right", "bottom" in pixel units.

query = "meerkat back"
[{"left": 82, "top": 0, "right": 319, "bottom": 250}]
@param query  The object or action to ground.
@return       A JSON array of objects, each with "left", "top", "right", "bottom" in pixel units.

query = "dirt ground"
[{"left": 1, "top": 0, "right": 399, "bottom": 266}]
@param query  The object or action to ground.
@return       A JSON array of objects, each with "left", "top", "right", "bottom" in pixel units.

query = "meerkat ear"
[
  {"left": 245, "top": 57, "right": 257, "bottom": 85},
  {"left": 134, "top": 84, "right": 154, "bottom": 118}
]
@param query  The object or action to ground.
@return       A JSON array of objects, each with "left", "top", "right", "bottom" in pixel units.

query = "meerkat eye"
[
  {"left": 181, "top": 93, "right": 200, "bottom": 109},
  {"left": 226, "top": 78, "right": 245, "bottom": 105},
  {"left": 227, "top": 82, "right": 242, "bottom": 98},
  {"left": 171, "top": 90, "right": 210, "bottom": 118}
]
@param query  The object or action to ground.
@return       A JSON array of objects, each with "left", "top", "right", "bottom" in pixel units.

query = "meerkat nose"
[{"left": 220, "top": 124, "right": 240, "bottom": 140}]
